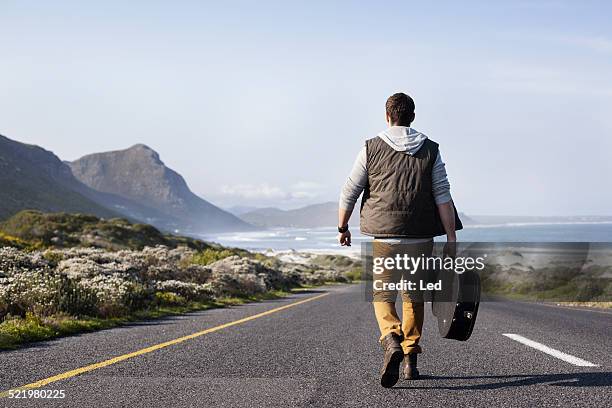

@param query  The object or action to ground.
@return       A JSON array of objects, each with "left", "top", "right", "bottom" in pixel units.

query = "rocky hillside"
[
  {"left": 69, "top": 144, "right": 253, "bottom": 233},
  {"left": 0, "top": 135, "right": 117, "bottom": 220},
  {"left": 0, "top": 135, "right": 192, "bottom": 231},
  {"left": 0, "top": 210, "right": 223, "bottom": 251}
]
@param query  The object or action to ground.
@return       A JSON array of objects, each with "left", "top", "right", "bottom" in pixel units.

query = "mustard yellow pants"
[{"left": 372, "top": 240, "right": 433, "bottom": 355}]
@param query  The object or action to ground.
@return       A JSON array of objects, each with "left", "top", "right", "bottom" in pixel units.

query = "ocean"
[{"left": 202, "top": 222, "right": 612, "bottom": 254}]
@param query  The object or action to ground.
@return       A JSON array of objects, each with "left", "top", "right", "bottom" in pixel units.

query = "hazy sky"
[{"left": 1, "top": 1, "right": 611, "bottom": 215}]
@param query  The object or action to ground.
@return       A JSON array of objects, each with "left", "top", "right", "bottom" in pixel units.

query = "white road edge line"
[{"left": 502, "top": 333, "right": 599, "bottom": 367}]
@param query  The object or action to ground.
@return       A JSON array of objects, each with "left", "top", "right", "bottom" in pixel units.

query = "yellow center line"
[{"left": 0, "top": 292, "right": 330, "bottom": 397}]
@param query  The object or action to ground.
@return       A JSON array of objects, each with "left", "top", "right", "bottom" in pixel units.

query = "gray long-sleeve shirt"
[{"left": 339, "top": 126, "right": 452, "bottom": 212}]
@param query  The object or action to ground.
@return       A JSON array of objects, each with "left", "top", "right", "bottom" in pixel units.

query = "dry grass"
[{"left": 555, "top": 301, "right": 612, "bottom": 309}]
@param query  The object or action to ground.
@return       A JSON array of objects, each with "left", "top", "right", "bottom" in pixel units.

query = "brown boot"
[
  {"left": 380, "top": 333, "right": 404, "bottom": 388},
  {"left": 403, "top": 353, "right": 420, "bottom": 380}
]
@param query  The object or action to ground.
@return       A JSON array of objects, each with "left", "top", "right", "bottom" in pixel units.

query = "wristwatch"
[{"left": 338, "top": 225, "right": 349, "bottom": 233}]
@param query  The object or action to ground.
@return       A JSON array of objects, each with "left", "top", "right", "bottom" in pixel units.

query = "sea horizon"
[{"left": 200, "top": 221, "right": 612, "bottom": 254}]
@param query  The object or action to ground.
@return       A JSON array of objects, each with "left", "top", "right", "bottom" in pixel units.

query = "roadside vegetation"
[
  {"left": 0, "top": 211, "right": 362, "bottom": 349},
  {"left": 479, "top": 263, "right": 611, "bottom": 306}
]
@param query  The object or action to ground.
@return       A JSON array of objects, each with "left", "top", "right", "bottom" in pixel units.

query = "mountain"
[
  {"left": 226, "top": 205, "right": 260, "bottom": 216},
  {"left": 240, "top": 202, "right": 348, "bottom": 228},
  {"left": 240, "top": 201, "right": 476, "bottom": 228},
  {"left": 0, "top": 134, "right": 118, "bottom": 220},
  {"left": 1, "top": 135, "right": 253, "bottom": 233},
  {"left": 0, "top": 134, "right": 191, "bottom": 230},
  {"left": 68, "top": 144, "right": 253, "bottom": 233}
]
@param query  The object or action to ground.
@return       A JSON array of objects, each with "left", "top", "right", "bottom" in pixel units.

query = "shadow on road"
[{"left": 394, "top": 372, "right": 612, "bottom": 390}]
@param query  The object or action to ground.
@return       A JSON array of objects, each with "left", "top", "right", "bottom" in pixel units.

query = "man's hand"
[
  {"left": 437, "top": 200, "right": 457, "bottom": 258},
  {"left": 443, "top": 240, "right": 457, "bottom": 259},
  {"left": 338, "top": 230, "right": 352, "bottom": 246},
  {"left": 338, "top": 207, "right": 353, "bottom": 247}
]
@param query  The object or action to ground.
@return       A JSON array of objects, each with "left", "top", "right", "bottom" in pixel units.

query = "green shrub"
[
  {"left": 191, "top": 248, "right": 237, "bottom": 265},
  {"left": 0, "top": 231, "right": 30, "bottom": 249},
  {"left": 42, "top": 251, "right": 65, "bottom": 266},
  {"left": 0, "top": 210, "right": 215, "bottom": 251},
  {"left": 0, "top": 313, "right": 56, "bottom": 347},
  {"left": 155, "top": 291, "right": 187, "bottom": 307},
  {"left": 0, "top": 297, "right": 8, "bottom": 321},
  {"left": 57, "top": 276, "right": 99, "bottom": 317},
  {"left": 344, "top": 267, "right": 363, "bottom": 282}
]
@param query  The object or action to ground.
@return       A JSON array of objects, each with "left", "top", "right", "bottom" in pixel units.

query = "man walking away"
[{"left": 337, "top": 92, "right": 461, "bottom": 387}]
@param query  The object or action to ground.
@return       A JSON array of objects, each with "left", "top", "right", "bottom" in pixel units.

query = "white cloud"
[
  {"left": 290, "top": 191, "right": 318, "bottom": 199},
  {"left": 219, "top": 180, "right": 325, "bottom": 202},
  {"left": 220, "top": 183, "right": 287, "bottom": 200},
  {"left": 289, "top": 181, "right": 325, "bottom": 199},
  {"left": 291, "top": 181, "right": 324, "bottom": 190}
]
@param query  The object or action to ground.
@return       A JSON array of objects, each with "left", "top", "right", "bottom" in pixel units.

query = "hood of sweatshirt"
[{"left": 377, "top": 126, "right": 428, "bottom": 155}]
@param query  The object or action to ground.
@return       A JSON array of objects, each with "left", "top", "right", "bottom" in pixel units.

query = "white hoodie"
[
  {"left": 378, "top": 126, "right": 429, "bottom": 155},
  {"left": 339, "top": 126, "right": 451, "bottom": 212}
]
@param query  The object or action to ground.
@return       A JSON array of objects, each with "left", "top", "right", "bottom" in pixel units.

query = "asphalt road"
[{"left": 0, "top": 284, "right": 610, "bottom": 407}]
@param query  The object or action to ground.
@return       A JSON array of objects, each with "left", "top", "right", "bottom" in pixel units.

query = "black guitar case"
[{"left": 431, "top": 267, "right": 481, "bottom": 341}]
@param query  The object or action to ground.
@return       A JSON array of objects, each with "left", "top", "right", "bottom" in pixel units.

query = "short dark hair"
[{"left": 385, "top": 93, "right": 415, "bottom": 125}]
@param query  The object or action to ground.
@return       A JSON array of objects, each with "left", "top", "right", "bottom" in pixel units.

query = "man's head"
[{"left": 385, "top": 93, "right": 415, "bottom": 127}]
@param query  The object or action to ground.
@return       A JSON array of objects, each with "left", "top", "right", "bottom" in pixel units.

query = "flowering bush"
[
  {"left": 154, "top": 280, "right": 213, "bottom": 301},
  {"left": 0, "top": 244, "right": 357, "bottom": 322},
  {"left": 0, "top": 269, "right": 61, "bottom": 317},
  {"left": 0, "top": 247, "right": 50, "bottom": 277},
  {"left": 208, "top": 256, "right": 278, "bottom": 295},
  {"left": 79, "top": 274, "right": 149, "bottom": 317}
]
